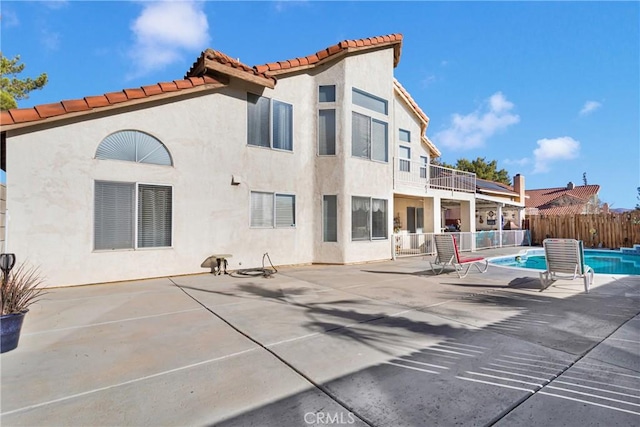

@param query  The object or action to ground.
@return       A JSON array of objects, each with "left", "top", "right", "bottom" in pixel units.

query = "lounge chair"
[
  {"left": 540, "top": 238, "right": 594, "bottom": 293},
  {"left": 430, "top": 234, "right": 489, "bottom": 278}
]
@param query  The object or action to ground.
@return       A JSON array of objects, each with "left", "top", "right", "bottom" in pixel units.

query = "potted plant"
[{"left": 1, "top": 257, "right": 46, "bottom": 353}]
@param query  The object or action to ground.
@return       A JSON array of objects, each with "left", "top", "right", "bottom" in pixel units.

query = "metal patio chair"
[
  {"left": 540, "top": 238, "right": 594, "bottom": 293},
  {"left": 430, "top": 234, "right": 489, "bottom": 278}
]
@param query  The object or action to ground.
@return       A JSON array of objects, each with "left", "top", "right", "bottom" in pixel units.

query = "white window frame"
[
  {"left": 247, "top": 93, "right": 294, "bottom": 152},
  {"left": 351, "top": 196, "right": 388, "bottom": 241},
  {"left": 399, "top": 129, "right": 411, "bottom": 143},
  {"left": 351, "top": 112, "right": 388, "bottom": 163},
  {"left": 250, "top": 191, "right": 296, "bottom": 228},
  {"left": 399, "top": 145, "right": 411, "bottom": 172},
  {"left": 319, "top": 85, "right": 336, "bottom": 103},
  {"left": 323, "top": 195, "right": 338, "bottom": 242},
  {"left": 352, "top": 88, "right": 388, "bottom": 115},
  {"left": 318, "top": 109, "right": 336, "bottom": 156},
  {"left": 420, "top": 156, "right": 429, "bottom": 179},
  {"left": 94, "top": 180, "right": 173, "bottom": 251}
]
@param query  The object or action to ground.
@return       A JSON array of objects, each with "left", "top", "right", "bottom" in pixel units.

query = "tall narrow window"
[
  {"left": 318, "top": 109, "right": 336, "bottom": 155},
  {"left": 247, "top": 93, "right": 293, "bottom": 151},
  {"left": 371, "top": 199, "right": 387, "bottom": 239},
  {"left": 323, "top": 195, "right": 337, "bottom": 242},
  {"left": 371, "top": 120, "right": 388, "bottom": 162},
  {"left": 420, "top": 156, "right": 428, "bottom": 179},
  {"left": 351, "top": 197, "right": 370, "bottom": 241},
  {"left": 399, "top": 146, "right": 411, "bottom": 172}
]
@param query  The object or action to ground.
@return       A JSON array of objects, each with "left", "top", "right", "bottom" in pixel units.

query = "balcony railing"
[{"left": 394, "top": 159, "right": 476, "bottom": 194}]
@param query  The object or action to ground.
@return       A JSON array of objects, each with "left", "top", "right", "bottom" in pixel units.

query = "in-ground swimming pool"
[{"left": 490, "top": 248, "right": 640, "bottom": 275}]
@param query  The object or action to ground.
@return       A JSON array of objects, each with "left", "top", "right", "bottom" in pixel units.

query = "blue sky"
[{"left": 2, "top": 1, "right": 638, "bottom": 208}]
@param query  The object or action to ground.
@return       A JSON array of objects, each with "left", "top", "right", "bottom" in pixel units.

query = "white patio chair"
[
  {"left": 540, "top": 238, "right": 594, "bottom": 293},
  {"left": 430, "top": 234, "right": 489, "bottom": 278}
]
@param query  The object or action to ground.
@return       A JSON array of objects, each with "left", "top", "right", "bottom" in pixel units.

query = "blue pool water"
[{"left": 490, "top": 249, "right": 640, "bottom": 275}]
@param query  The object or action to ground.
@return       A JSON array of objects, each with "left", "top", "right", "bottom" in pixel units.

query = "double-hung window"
[
  {"left": 399, "top": 146, "right": 411, "bottom": 172},
  {"left": 94, "top": 181, "right": 172, "bottom": 250},
  {"left": 352, "top": 196, "right": 388, "bottom": 241},
  {"left": 351, "top": 88, "right": 388, "bottom": 162},
  {"left": 420, "top": 156, "right": 429, "bottom": 179},
  {"left": 251, "top": 191, "right": 296, "bottom": 228},
  {"left": 247, "top": 93, "right": 293, "bottom": 151}
]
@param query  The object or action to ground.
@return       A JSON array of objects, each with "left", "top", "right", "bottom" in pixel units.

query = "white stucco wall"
[{"left": 5, "top": 46, "right": 405, "bottom": 286}]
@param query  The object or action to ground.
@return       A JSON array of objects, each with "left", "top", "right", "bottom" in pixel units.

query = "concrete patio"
[{"left": 1, "top": 248, "right": 639, "bottom": 426}]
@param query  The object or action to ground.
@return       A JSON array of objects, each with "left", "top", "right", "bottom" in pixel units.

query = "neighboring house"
[
  {"left": 525, "top": 182, "right": 601, "bottom": 216},
  {"left": 0, "top": 33, "right": 520, "bottom": 287}
]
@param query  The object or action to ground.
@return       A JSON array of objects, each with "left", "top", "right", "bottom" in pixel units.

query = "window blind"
[
  {"left": 94, "top": 181, "right": 135, "bottom": 250},
  {"left": 138, "top": 185, "right": 172, "bottom": 248},
  {"left": 318, "top": 109, "right": 336, "bottom": 155},
  {"left": 275, "top": 194, "right": 295, "bottom": 227}
]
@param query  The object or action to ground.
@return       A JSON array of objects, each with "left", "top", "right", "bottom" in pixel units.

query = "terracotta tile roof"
[
  {"left": 255, "top": 33, "right": 404, "bottom": 75},
  {"left": 1, "top": 76, "right": 225, "bottom": 130},
  {"left": 1, "top": 33, "right": 403, "bottom": 131},
  {"left": 185, "top": 49, "right": 277, "bottom": 88},
  {"left": 393, "top": 78, "right": 440, "bottom": 157},
  {"left": 526, "top": 184, "right": 600, "bottom": 215}
]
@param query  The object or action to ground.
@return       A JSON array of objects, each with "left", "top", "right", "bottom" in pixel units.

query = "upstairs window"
[
  {"left": 318, "top": 109, "right": 336, "bottom": 155},
  {"left": 319, "top": 85, "right": 336, "bottom": 102},
  {"left": 247, "top": 93, "right": 293, "bottom": 151},
  {"left": 399, "top": 146, "right": 411, "bottom": 172},
  {"left": 399, "top": 129, "right": 411, "bottom": 143},
  {"left": 96, "top": 130, "right": 172, "bottom": 166},
  {"left": 352, "top": 112, "right": 388, "bottom": 162},
  {"left": 352, "top": 88, "right": 387, "bottom": 115}
]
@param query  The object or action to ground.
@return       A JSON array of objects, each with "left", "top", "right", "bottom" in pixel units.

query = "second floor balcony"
[{"left": 393, "top": 158, "right": 476, "bottom": 194}]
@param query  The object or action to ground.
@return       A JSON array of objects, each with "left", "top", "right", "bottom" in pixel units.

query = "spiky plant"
[{"left": 1, "top": 262, "right": 46, "bottom": 315}]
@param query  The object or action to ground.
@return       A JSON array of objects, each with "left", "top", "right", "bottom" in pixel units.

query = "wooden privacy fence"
[{"left": 528, "top": 213, "right": 640, "bottom": 249}]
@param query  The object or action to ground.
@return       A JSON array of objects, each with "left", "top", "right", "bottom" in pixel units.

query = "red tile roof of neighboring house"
[
  {"left": 526, "top": 184, "right": 600, "bottom": 215},
  {"left": 1, "top": 33, "right": 404, "bottom": 131}
]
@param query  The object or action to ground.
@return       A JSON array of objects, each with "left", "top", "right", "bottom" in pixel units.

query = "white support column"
[{"left": 497, "top": 204, "right": 503, "bottom": 247}]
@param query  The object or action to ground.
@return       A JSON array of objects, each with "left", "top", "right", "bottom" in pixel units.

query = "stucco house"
[
  {"left": 525, "top": 182, "right": 601, "bottom": 216},
  {"left": 0, "top": 33, "right": 522, "bottom": 287}
]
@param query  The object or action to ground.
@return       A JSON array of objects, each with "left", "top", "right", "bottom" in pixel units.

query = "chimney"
[
  {"left": 567, "top": 182, "right": 575, "bottom": 190},
  {"left": 513, "top": 174, "right": 525, "bottom": 204}
]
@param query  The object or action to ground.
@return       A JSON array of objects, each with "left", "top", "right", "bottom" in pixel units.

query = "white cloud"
[
  {"left": 40, "top": 0, "right": 69, "bottom": 10},
  {"left": 504, "top": 157, "right": 530, "bottom": 167},
  {"left": 579, "top": 100, "right": 602, "bottom": 116},
  {"left": 128, "top": 1, "right": 210, "bottom": 79},
  {"left": 41, "top": 28, "right": 61, "bottom": 51},
  {"left": 533, "top": 136, "right": 580, "bottom": 173},
  {"left": 421, "top": 74, "right": 437, "bottom": 87},
  {"left": 1, "top": 10, "right": 19, "bottom": 28},
  {"left": 434, "top": 92, "right": 520, "bottom": 150}
]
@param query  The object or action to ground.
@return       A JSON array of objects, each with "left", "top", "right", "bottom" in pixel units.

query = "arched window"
[{"left": 96, "top": 130, "right": 172, "bottom": 166}]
